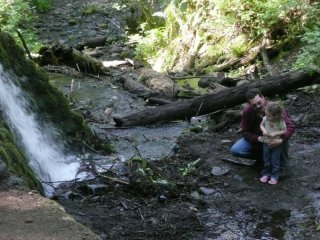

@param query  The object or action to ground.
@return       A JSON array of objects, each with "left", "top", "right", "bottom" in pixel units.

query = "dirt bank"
[{"left": 0, "top": 189, "right": 100, "bottom": 240}]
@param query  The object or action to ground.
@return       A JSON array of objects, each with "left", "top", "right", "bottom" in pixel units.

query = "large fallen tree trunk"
[{"left": 113, "top": 71, "right": 320, "bottom": 127}]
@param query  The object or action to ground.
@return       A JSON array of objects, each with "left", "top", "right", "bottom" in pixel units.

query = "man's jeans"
[
  {"left": 230, "top": 137, "right": 289, "bottom": 167},
  {"left": 262, "top": 143, "right": 281, "bottom": 179}
]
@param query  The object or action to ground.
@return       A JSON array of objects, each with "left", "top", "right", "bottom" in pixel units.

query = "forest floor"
[
  {"left": 57, "top": 91, "right": 320, "bottom": 240},
  {"left": 1, "top": 0, "right": 320, "bottom": 239}
]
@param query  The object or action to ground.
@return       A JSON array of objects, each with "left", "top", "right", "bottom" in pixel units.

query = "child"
[{"left": 259, "top": 102, "right": 287, "bottom": 185}]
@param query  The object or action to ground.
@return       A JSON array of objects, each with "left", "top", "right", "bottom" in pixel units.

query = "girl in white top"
[{"left": 259, "top": 102, "right": 287, "bottom": 185}]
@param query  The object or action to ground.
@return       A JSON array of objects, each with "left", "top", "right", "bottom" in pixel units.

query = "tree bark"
[{"left": 113, "top": 71, "right": 320, "bottom": 127}]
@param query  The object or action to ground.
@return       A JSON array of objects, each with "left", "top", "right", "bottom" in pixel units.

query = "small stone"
[
  {"left": 190, "top": 191, "right": 200, "bottom": 200},
  {"left": 233, "top": 174, "right": 244, "bottom": 181},
  {"left": 211, "top": 166, "right": 230, "bottom": 176},
  {"left": 104, "top": 107, "right": 114, "bottom": 118},
  {"left": 199, "top": 187, "right": 215, "bottom": 195},
  {"left": 158, "top": 194, "right": 167, "bottom": 203},
  {"left": 312, "top": 183, "right": 320, "bottom": 190}
]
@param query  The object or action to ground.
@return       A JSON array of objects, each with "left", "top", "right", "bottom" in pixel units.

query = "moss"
[
  {"left": 0, "top": 31, "right": 111, "bottom": 190},
  {"left": 0, "top": 123, "right": 42, "bottom": 191},
  {"left": 0, "top": 31, "right": 103, "bottom": 147}
]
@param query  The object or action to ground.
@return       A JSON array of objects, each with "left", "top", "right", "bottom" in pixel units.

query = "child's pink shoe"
[
  {"left": 268, "top": 178, "right": 278, "bottom": 185},
  {"left": 260, "top": 175, "right": 269, "bottom": 183}
]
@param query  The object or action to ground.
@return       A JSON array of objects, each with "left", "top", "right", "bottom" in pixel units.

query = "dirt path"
[{"left": 0, "top": 189, "right": 100, "bottom": 240}]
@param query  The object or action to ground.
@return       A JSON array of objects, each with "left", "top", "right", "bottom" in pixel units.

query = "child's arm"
[
  {"left": 269, "top": 130, "right": 286, "bottom": 138},
  {"left": 269, "top": 120, "right": 287, "bottom": 137},
  {"left": 260, "top": 118, "right": 268, "bottom": 136}
]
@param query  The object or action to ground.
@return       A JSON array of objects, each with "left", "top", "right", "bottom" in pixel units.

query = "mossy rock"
[
  {"left": 0, "top": 31, "right": 111, "bottom": 191},
  {"left": 0, "top": 122, "right": 41, "bottom": 191},
  {"left": 0, "top": 31, "right": 104, "bottom": 146}
]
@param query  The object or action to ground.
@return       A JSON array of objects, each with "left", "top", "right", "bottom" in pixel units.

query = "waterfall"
[{"left": 0, "top": 64, "right": 80, "bottom": 195}]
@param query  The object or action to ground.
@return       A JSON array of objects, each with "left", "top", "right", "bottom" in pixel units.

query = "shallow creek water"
[{"left": 51, "top": 74, "right": 189, "bottom": 162}]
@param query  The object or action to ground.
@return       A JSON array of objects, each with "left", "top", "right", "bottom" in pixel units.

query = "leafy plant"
[
  {"left": 132, "top": 0, "right": 320, "bottom": 73},
  {"left": 81, "top": 4, "right": 100, "bottom": 16},
  {"left": 178, "top": 158, "right": 201, "bottom": 176},
  {"left": 294, "top": 3, "right": 320, "bottom": 71},
  {"left": 0, "top": 0, "right": 42, "bottom": 51},
  {"left": 31, "top": 0, "right": 51, "bottom": 13},
  {"left": 294, "top": 26, "right": 320, "bottom": 71}
]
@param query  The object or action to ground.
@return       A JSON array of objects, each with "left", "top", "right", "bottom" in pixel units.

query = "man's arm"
[
  {"left": 281, "top": 112, "right": 295, "bottom": 141},
  {"left": 240, "top": 107, "right": 261, "bottom": 142}
]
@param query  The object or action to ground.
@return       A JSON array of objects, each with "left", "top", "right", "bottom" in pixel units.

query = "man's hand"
[{"left": 268, "top": 138, "right": 283, "bottom": 148}]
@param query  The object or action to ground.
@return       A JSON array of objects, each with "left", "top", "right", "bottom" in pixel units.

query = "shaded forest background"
[{"left": 1, "top": 0, "right": 320, "bottom": 78}]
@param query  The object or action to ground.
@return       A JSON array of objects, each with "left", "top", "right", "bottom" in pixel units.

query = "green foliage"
[
  {"left": 81, "top": 3, "right": 100, "bottom": 16},
  {"left": 0, "top": 0, "right": 32, "bottom": 30},
  {"left": 0, "top": 0, "right": 42, "bottom": 51},
  {"left": 294, "top": 26, "right": 320, "bottom": 71},
  {"left": 119, "top": 0, "right": 168, "bottom": 32},
  {"left": 294, "top": 3, "right": 320, "bottom": 71},
  {"left": 133, "top": 0, "right": 320, "bottom": 73},
  {"left": 31, "top": 0, "right": 51, "bottom": 13},
  {"left": 134, "top": 27, "right": 166, "bottom": 61},
  {"left": 218, "top": 0, "right": 305, "bottom": 40},
  {"left": 128, "top": 156, "right": 171, "bottom": 185},
  {"left": 178, "top": 158, "right": 201, "bottom": 176}
]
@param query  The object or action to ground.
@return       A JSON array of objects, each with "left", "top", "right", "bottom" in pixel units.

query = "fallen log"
[
  {"left": 113, "top": 71, "right": 320, "bottom": 127},
  {"left": 119, "top": 75, "right": 154, "bottom": 96},
  {"left": 38, "top": 44, "right": 107, "bottom": 75},
  {"left": 76, "top": 36, "right": 106, "bottom": 50}
]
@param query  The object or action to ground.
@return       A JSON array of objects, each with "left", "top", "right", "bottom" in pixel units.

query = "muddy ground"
[{"left": 55, "top": 91, "right": 320, "bottom": 240}]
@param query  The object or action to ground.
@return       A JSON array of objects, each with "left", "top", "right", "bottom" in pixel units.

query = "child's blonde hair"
[{"left": 265, "top": 102, "right": 283, "bottom": 121}]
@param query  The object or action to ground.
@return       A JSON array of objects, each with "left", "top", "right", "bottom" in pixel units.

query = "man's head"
[{"left": 245, "top": 88, "right": 266, "bottom": 112}]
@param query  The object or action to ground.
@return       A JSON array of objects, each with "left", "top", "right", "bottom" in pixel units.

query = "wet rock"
[
  {"left": 211, "top": 166, "right": 230, "bottom": 176},
  {"left": 158, "top": 194, "right": 167, "bottom": 203},
  {"left": 190, "top": 191, "right": 201, "bottom": 200},
  {"left": 111, "top": 52, "right": 120, "bottom": 58},
  {"left": 312, "top": 183, "right": 320, "bottom": 191},
  {"left": 104, "top": 107, "right": 114, "bottom": 118},
  {"left": 199, "top": 187, "right": 215, "bottom": 195},
  {"left": 236, "top": 79, "right": 250, "bottom": 86},
  {"left": 109, "top": 45, "right": 122, "bottom": 53},
  {"left": 233, "top": 175, "right": 244, "bottom": 182},
  {"left": 61, "top": 190, "right": 82, "bottom": 201},
  {"left": 87, "top": 184, "right": 109, "bottom": 195}
]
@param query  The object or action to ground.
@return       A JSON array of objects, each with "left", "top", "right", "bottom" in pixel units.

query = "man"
[{"left": 230, "top": 88, "right": 295, "bottom": 167}]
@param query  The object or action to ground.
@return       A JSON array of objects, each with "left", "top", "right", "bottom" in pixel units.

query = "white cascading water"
[{"left": 0, "top": 64, "right": 80, "bottom": 195}]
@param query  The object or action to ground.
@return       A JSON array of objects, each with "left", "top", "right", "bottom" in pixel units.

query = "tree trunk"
[{"left": 113, "top": 71, "right": 320, "bottom": 127}]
